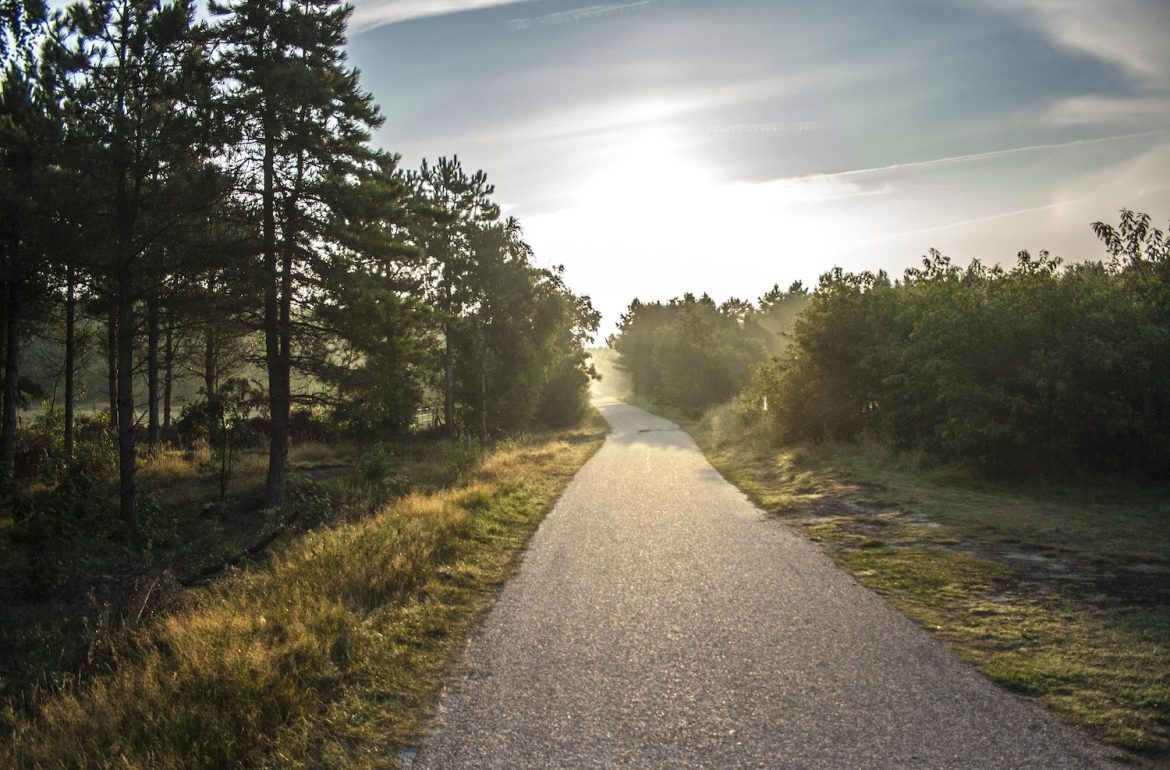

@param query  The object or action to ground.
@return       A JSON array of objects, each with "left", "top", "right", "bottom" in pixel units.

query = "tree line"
[
  {"left": 611, "top": 211, "right": 1170, "bottom": 476},
  {"left": 609, "top": 282, "right": 809, "bottom": 413},
  {"left": 0, "top": 0, "right": 599, "bottom": 535}
]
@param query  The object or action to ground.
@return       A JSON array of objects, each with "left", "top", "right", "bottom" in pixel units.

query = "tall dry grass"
[{"left": 3, "top": 426, "right": 605, "bottom": 769}]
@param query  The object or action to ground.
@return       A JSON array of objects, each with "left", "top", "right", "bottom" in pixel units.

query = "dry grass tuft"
[{"left": 2, "top": 422, "right": 605, "bottom": 769}]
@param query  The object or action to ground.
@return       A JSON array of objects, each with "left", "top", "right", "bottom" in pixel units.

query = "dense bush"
[
  {"left": 609, "top": 287, "right": 809, "bottom": 414},
  {"left": 745, "top": 211, "right": 1170, "bottom": 475},
  {"left": 12, "top": 410, "right": 117, "bottom": 485},
  {"left": 536, "top": 354, "right": 593, "bottom": 428}
]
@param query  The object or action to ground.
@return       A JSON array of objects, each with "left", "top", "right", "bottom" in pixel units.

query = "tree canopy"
[
  {"left": 0, "top": 0, "right": 599, "bottom": 529},
  {"left": 609, "top": 210, "right": 1169, "bottom": 476},
  {"left": 739, "top": 212, "right": 1170, "bottom": 475},
  {"left": 609, "top": 288, "right": 809, "bottom": 414}
]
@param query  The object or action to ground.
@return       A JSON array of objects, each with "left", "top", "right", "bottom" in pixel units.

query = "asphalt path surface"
[{"left": 410, "top": 393, "right": 1119, "bottom": 769}]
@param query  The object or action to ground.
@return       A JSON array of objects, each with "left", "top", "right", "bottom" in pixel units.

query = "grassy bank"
[
  {"left": 2, "top": 418, "right": 606, "bottom": 769},
  {"left": 592, "top": 350, "right": 1170, "bottom": 759},
  {"left": 0, "top": 434, "right": 490, "bottom": 710},
  {"left": 689, "top": 402, "right": 1169, "bottom": 763}
]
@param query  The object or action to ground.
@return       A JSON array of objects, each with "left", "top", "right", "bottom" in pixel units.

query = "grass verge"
[
  {"left": 1, "top": 416, "right": 607, "bottom": 769},
  {"left": 0, "top": 433, "right": 504, "bottom": 711},
  {"left": 682, "top": 402, "right": 1169, "bottom": 765}
]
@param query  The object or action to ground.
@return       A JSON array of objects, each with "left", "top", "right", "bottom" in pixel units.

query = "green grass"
[
  {"left": 797, "top": 443, "right": 1170, "bottom": 568},
  {"left": 2, "top": 416, "right": 608, "bottom": 769},
  {"left": 676, "top": 401, "right": 1170, "bottom": 762}
]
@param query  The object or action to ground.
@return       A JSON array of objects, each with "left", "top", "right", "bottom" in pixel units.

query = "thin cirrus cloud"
[
  {"left": 347, "top": 0, "right": 537, "bottom": 32},
  {"left": 974, "top": 0, "right": 1170, "bottom": 80},
  {"left": 826, "top": 131, "right": 1170, "bottom": 184},
  {"left": 341, "top": 0, "right": 1170, "bottom": 334},
  {"left": 1046, "top": 95, "right": 1170, "bottom": 130},
  {"left": 507, "top": 1, "right": 656, "bottom": 30},
  {"left": 518, "top": 128, "right": 1170, "bottom": 334},
  {"left": 972, "top": 0, "right": 1170, "bottom": 128}
]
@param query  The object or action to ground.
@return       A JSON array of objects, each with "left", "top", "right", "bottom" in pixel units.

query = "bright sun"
[
  {"left": 524, "top": 116, "right": 879, "bottom": 334},
  {"left": 566, "top": 125, "right": 859, "bottom": 279},
  {"left": 574, "top": 127, "right": 718, "bottom": 235}
]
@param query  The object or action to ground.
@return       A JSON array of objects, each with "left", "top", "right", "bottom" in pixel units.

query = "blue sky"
[{"left": 349, "top": 0, "right": 1170, "bottom": 334}]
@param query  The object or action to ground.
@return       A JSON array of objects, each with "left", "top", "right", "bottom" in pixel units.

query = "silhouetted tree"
[
  {"left": 745, "top": 212, "right": 1170, "bottom": 475},
  {"left": 0, "top": 0, "right": 55, "bottom": 480},
  {"left": 58, "top": 0, "right": 206, "bottom": 532},
  {"left": 212, "top": 0, "right": 382, "bottom": 508},
  {"left": 611, "top": 292, "right": 763, "bottom": 413},
  {"left": 311, "top": 152, "right": 426, "bottom": 436},
  {"left": 452, "top": 218, "right": 598, "bottom": 435},
  {"left": 409, "top": 156, "right": 499, "bottom": 439}
]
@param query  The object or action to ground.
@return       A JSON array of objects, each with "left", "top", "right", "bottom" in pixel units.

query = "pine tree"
[
  {"left": 0, "top": 0, "right": 55, "bottom": 480},
  {"left": 311, "top": 151, "right": 426, "bottom": 436},
  {"left": 58, "top": 0, "right": 205, "bottom": 533},
  {"left": 211, "top": 0, "right": 381, "bottom": 509},
  {"left": 409, "top": 156, "right": 499, "bottom": 439}
]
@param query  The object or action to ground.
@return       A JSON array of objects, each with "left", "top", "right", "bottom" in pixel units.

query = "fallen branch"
[{"left": 179, "top": 511, "right": 300, "bottom": 587}]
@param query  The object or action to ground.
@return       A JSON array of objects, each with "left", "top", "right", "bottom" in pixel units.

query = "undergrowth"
[{"left": 1, "top": 418, "right": 606, "bottom": 768}]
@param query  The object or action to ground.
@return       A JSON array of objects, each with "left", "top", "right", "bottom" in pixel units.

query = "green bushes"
[
  {"left": 450, "top": 265, "right": 600, "bottom": 436},
  {"left": 536, "top": 354, "right": 593, "bottom": 428},
  {"left": 609, "top": 288, "right": 809, "bottom": 414},
  {"left": 746, "top": 212, "right": 1170, "bottom": 475}
]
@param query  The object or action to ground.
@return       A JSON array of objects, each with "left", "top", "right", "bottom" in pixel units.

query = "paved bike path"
[{"left": 410, "top": 395, "right": 1118, "bottom": 769}]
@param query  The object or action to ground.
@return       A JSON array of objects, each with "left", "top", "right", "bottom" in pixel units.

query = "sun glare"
[
  {"left": 574, "top": 127, "right": 716, "bottom": 229},
  {"left": 565, "top": 128, "right": 867, "bottom": 277}
]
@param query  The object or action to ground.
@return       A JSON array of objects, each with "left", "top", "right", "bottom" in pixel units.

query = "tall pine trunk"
[
  {"left": 64, "top": 265, "right": 76, "bottom": 465},
  {"left": 106, "top": 300, "right": 118, "bottom": 432},
  {"left": 276, "top": 228, "right": 293, "bottom": 493},
  {"left": 262, "top": 133, "right": 288, "bottom": 510},
  {"left": 147, "top": 285, "right": 160, "bottom": 449},
  {"left": 203, "top": 272, "right": 222, "bottom": 444},
  {"left": 1, "top": 277, "right": 20, "bottom": 480},
  {"left": 443, "top": 270, "right": 457, "bottom": 440},
  {"left": 116, "top": 266, "right": 137, "bottom": 537},
  {"left": 204, "top": 320, "right": 217, "bottom": 445},
  {"left": 162, "top": 310, "right": 174, "bottom": 431},
  {"left": 444, "top": 322, "right": 456, "bottom": 439}
]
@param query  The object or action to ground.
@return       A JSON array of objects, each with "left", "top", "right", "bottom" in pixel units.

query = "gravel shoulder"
[{"left": 409, "top": 394, "right": 1121, "bottom": 769}]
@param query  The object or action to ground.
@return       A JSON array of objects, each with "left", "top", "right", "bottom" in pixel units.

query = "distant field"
[
  {"left": 15, "top": 342, "right": 319, "bottom": 427},
  {"left": 17, "top": 400, "right": 196, "bottom": 422}
]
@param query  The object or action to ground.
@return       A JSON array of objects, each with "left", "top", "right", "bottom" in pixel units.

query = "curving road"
[{"left": 410, "top": 393, "right": 1119, "bottom": 769}]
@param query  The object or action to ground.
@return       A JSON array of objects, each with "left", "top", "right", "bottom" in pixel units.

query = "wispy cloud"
[
  {"left": 822, "top": 130, "right": 1169, "bottom": 181},
  {"left": 519, "top": 121, "right": 1170, "bottom": 336},
  {"left": 1044, "top": 95, "right": 1170, "bottom": 130},
  {"left": 349, "top": 0, "right": 537, "bottom": 33},
  {"left": 857, "top": 199, "right": 1102, "bottom": 246},
  {"left": 973, "top": 0, "right": 1170, "bottom": 82},
  {"left": 691, "top": 122, "right": 820, "bottom": 136},
  {"left": 965, "top": 0, "right": 1170, "bottom": 131},
  {"left": 508, "top": 1, "right": 656, "bottom": 31}
]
